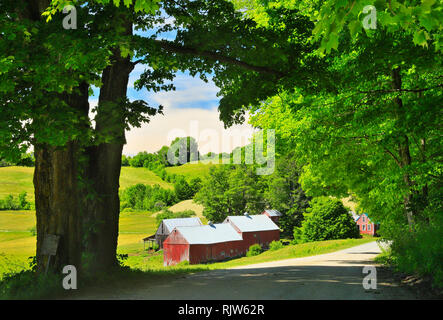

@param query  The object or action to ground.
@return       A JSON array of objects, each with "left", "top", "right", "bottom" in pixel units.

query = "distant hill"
[
  {"left": 0, "top": 166, "right": 174, "bottom": 201},
  {"left": 168, "top": 199, "right": 205, "bottom": 220},
  {"left": 165, "top": 161, "right": 217, "bottom": 181}
]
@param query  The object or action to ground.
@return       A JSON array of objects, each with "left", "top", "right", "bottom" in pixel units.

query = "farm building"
[
  {"left": 262, "top": 209, "right": 283, "bottom": 224},
  {"left": 163, "top": 223, "right": 244, "bottom": 266},
  {"left": 224, "top": 213, "right": 280, "bottom": 250},
  {"left": 155, "top": 217, "right": 203, "bottom": 249},
  {"left": 355, "top": 213, "right": 379, "bottom": 236}
]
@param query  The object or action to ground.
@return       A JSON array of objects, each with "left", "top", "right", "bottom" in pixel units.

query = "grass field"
[
  {"left": 165, "top": 161, "right": 216, "bottom": 181},
  {"left": 0, "top": 167, "right": 35, "bottom": 201},
  {"left": 0, "top": 166, "right": 173, "bottom": 202},
  {"left": 0, "top": 210, "right": 158, "bottom": 279}
]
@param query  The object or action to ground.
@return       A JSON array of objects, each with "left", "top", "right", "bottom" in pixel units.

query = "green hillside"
[
  {"left": 0, "top": 166, "right": 174, "bottom": 201},
  {"left": 165, "top": 161, "right": 217, "bottom": 181}
]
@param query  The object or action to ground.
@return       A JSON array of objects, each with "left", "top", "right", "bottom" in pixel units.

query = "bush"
[
  {"left": 297, "top": 197, "right": 360, "bottom": 242},
  {"left": 0, "top": 192, "right": 31, "bottom": 210},
  {"left": 119, "top": 184, "right": 178, "bottom": 212},
  {"left": 389, "top": 215, "right": 443, "bottom": 288},
  {"left": 269, "top": 240, "right": 283, "bottom": 251},
  {"left": 246, "top": 244, "right": 263, "bottom": 257}
]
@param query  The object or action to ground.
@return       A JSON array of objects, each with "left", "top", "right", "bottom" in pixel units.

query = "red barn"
[
  {"left": 262, "top": 209, "right": 283, "bottom": 225},
  {"left": 163, "top": 223, "right": 244, "bottom": 266},
  {"left": 224, "top": 213, "right": 280, "bottom": 251},
  {"left": 355, "top": 213, "right": 379, "bottom": 236},
  {"left": 155, "top": 217, "right": 202, "bottom": 249}
]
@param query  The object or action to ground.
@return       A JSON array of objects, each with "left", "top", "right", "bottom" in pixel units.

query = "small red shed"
[
  {"left": 224, "top": 213, "right": 280, "bottom": 251},
  {"left": 262, "top": 209, "right": 283, "bottom": 225},
  {"left": 355, "top": 213, "right": 379, "bottom": 236},
  {"left": 163, "top": 223, "right": 244, "bottom": 266}
]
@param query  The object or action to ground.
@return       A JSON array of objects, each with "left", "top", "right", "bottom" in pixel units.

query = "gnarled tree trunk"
[{"left": 34, "top": 82, "right": 90, "bottom": 273}]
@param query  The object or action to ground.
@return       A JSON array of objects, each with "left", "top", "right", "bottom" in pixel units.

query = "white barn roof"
[
  {"left": 174, "top": 224, "right": 243, "bottom": 245},
  {"left": 158, "top": 217, "right": 203, "bottom": 235},
  {"left": 263, "top": 209, "right": 283, "bottom": 217},
  {"left": 224, "top": 214, "right": 280, "bottom": 232}
]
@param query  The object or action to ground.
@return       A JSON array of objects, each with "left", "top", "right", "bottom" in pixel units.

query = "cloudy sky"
[{"left": 90, "top": 68, "right": 256, "bottom": 157}]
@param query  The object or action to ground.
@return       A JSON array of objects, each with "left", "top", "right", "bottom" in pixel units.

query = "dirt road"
[{"left": 74, "top": 241, "right": 418, "bottom": 300}]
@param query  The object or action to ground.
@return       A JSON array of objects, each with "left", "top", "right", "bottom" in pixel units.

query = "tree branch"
[{"left": 152, "top": 39, "right": 287, "bottom": 78}]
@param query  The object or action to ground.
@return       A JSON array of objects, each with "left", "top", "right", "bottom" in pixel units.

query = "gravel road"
[{"left": 72, "top": 241, "right": 418, "bottom": 300}]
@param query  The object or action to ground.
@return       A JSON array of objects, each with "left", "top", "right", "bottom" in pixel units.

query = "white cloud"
[
  {"left": 123, "top": 106, "right": 255, "bottom": 156},
  {"left": 90, "top": 68, "right": 253, "bottom": 156}
]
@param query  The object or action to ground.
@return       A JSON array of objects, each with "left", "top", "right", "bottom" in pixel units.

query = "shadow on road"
[{"left": 127, "top": 264, "right": 418, "bottom": 300}]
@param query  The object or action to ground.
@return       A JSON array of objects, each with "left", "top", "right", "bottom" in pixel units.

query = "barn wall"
[
  {"left": 189, "top": 241, "right": 245, "bottom": 264},
  {"left": 241, "top": 230, "right": 280, "bottom": 251},
  {"left": 163, "top": 229, "right": 190, "bottom": 266}
]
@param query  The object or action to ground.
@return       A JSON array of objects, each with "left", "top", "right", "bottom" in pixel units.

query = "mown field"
[
  {"left": 165, "top": 161, "right": 216, "bottom": 181},
  {"left": 0, "top": 164, "right": 210, "bottom": 278},
  {"left": 0, "top": 166, "right": 174, "bottom": 201},
  {"left": 0, "top": 210, "right": 159, "bottom": 279}
]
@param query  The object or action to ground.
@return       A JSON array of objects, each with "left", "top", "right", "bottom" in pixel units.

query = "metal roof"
[
  {"left": 350, "top": 211, "right": 360, "bottom": 221},
  {"left": 263, "top": 209, "right": 283, "bottom": 217},
  {"left": 162, "top": 217, "right": 203, "bottom": 233},
  {"left": 224, "top": 214, "right": 280, "bottom": 232},
  {"left": 174, "top": 224, "right": 243, "bottom": 244}
]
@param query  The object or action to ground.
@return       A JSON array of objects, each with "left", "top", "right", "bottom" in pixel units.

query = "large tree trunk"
[
  {"left": 30, "top": 2, "right": 134, "bottom": 273},
  {"left": 23, "top": 0, "right": 90, "bottom": 273},
  {"left": 34, "top": 82, "right": 90, "bottom": 272},
  {"left": 83, "top": 12, "right": 134, "bottom": 270}
]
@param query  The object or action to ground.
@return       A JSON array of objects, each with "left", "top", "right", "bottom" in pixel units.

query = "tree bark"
[
  {"left": 391, "top": 67, "right": 415, "bottom": 228},
  {"left": 34, "top": 82, "right": 90, "bottom": 272},
  {"left": 22, "top": 0, "right": 90, "bottom": 273},
  {"left": 83, "top": 11, "right": 134, "bottom": 270}
]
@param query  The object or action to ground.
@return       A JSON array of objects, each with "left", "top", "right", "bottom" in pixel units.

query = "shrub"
[
  {"left": 269, "top": 240, "right": 283, "bottom": 251},
  {"left": 246, "top": 244, "right": 263, "bottom": 257},
  {"left": 389, "top": 214, "right": 443, "bottom": 288},
  {"left": 298, "top": 197, "right": 360, "bottom": 242},
  {"left": 0, "top": 192, "right": 31, "bottom": 210}
]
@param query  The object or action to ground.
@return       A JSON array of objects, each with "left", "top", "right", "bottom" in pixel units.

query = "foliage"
[
  {"left": 234, "top": 0, "right": 443, "bottom": 53},
  {"left": 295, "top": 197, "right": 360, "bottom": 242},
  {"left": 194, "top": 164, "right": 267, "bottom": 223},
  {"left": 173, "top": 176, "right": 194, "bottom": 201},
  {"left": 388, "top": 202, "right": 443, "bottom": 287},
  {"left": 120, "top": 183, "right": 177, "bottom": 212},
  {"left": 264, "top": 152, "right": 311, "bottom": 237},
  {"left": 269, "top": 240, "right": 283, "bottom": 251},
  {"left": 246, "top": 243, "right": 263, "bottom": 257},
  {"left": 155, "top": 209, "right": 196, "bottom": 227},
  {"left": 0, "top": 193, "right": 31, "bottom": 211}
]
